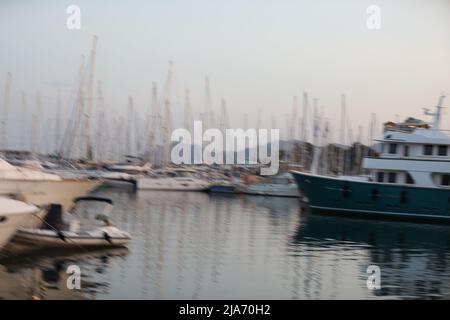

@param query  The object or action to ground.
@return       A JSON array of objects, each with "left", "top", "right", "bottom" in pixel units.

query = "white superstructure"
[{"left": 363, "top": 95, "right": 450, "bottom": 189}]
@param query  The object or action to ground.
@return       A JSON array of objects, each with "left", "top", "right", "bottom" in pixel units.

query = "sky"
[{"left": 1, "top": 0, "right": 449, "bottom": 152}]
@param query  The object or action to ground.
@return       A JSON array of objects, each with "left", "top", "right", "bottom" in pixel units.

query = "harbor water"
[{"left": 1, "top": 186, "right": 450, "bottom": 299}]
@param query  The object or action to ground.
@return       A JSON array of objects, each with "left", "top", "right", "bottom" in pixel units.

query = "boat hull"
[
  {"left": 243, "top": 184, "right": 300, "bottom": 197},
  {"left": 0, "top": 179, "right": 101, "bottom": 211},
  {"left": 0, "top": 212, "right": 36, "bottom": 248},
  {"left": 208, "top": 184, "right": 237, "bottom": 194},
  {"left": 291, "top": 171, "right": 450, "bottom": 222},
  {"left": 137, "top": 177, "right": 208, "bottom": 191},
  {"left": 13, "top": 228, "right": 130, "bottom": 248}
]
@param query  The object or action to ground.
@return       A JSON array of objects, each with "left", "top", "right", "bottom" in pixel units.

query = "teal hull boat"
[{"left": 291, "top": 171, "right": 450, "bottom": 222}]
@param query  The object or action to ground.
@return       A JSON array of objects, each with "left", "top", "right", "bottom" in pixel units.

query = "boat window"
[
  {"left": 441, "top": 174, "right": 450, "bottom": 186},
  {"left": 423, "top": 145, "right": 433, "bottom": 156},
  {"left": 403, "top": 145, "right": 409, "bottom": 157},
  {"left": 388, "top": 172, "right": 397, "bottom": 183},
  {"left": 376, "top": 172, "right": 384, "bottom": 182},
  {"left": 438, "top": 145, "right": 448, "bottom": 156},
  {"left": 388, "top": 143, "right": 397, "bottom": 154},
  {"left": 406, "top": 173, "right": 414, "bottom": 184}
]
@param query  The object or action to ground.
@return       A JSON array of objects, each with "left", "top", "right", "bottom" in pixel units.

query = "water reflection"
[
  {"left": 0, "top": 247, "right": 129, "bottom": 299},
  {"left": 292, "top": 213, "right": 450, "bottom": 299},
  {"left": 1, "top": 187, "right": 450, "bottom": 299}
]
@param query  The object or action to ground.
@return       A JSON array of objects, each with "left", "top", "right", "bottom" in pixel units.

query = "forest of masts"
[{"left": 1, "top": 36, "right": 379, "bottom": 174}]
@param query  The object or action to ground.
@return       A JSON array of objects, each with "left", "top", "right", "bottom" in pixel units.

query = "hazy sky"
[{"left": 1, "top": 0, "right": 449, "bottom": 150}]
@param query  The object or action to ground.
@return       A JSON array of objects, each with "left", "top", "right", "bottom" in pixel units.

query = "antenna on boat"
[{"left": 423, "top": 94, "right": 446, "bottom": 129}]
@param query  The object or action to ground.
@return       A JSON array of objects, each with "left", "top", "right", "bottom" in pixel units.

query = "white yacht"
[
  {"left": 0, "top": 159, "right": 100, "bottom": 213},
  {"left": 137, "top": 168, "right": 209, "bottom": 191},
  {"left": 292, "top": 96, "right": 450, "bottom": 222},
  {"left": 0, "top": 198, "right": 40, "bottom": 248},
  {"left": 243, "top": 172, "right": 300, "bottom": 197}
]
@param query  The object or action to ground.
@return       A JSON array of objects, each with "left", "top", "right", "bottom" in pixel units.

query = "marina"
[
  {"left": 1, "top": 0, "right": 450, "bottom": 302},
  {"left": 2, "top": 189, "right": 450, "bottom": 299}
]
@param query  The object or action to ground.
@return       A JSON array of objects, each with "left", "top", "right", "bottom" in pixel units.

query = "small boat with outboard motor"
[{"left": 13, "top": 197, "right": 131, "bottom": 249}]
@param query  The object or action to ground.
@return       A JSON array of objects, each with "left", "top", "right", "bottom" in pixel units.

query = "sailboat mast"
[
  {"left": 96, "top": 80, "right": 105, "bottom": 160},
  {"left": 1, "top": 72, "right": 12, "bottom": 150},
  {"left": 146, "top": 82, "right": 159, "bottom": 163},
  {"left": 21, "top": 92, "right": 27, "bottom": 151},
  {"left": 71, "top": 54, "right": 86, "bottom": 160},
  {"left": 126, "top": 96, "right": 134, "bottom": 156},
  {"left": 32, "top": 91, "right": 42, "bottom": 154},
  {"left": 290, "top": 96, "right": 298, "bottom": 141},
  {"left": 340, "top": 94, "right": 346, "bottom": 145},
  {"left": 84, "top": 35, "right": 98, "bottom": 160},
  {"left": 161, "top": 61, "right": 174, "bottom": 167},
  {"left": 204, "top": 76, "right": 212, "bottom": 129},
  {"left": 184, "top": 89, "right": 193, "bottom": 133},
  {"left": 55, "top": 88, "right": 62, "bottom": 155}
]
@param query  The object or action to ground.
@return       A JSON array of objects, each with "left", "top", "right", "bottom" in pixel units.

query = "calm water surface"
[{"left": 1, "top": 186, "right": 450, "bottom": 299}]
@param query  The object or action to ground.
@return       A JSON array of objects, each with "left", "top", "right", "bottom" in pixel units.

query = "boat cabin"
[{"left": 364, "top": 113, "right": 450, "bottom": 189}]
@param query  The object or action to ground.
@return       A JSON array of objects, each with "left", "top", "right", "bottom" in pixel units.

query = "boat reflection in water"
[
  {"left": 0, "top": 247, "right": 129, "bottom": 299},
  {"left": 292, "top": 210, "right": 450, "bottom": 299}
]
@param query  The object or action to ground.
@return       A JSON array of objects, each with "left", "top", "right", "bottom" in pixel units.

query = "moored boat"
[
  {"left": 0, "top": 159, "right": 101, "bottom": 213},
  {"left": 137, "top": 168, "right": 209, "bottom": 191},
  {"left": 292, "top": 96, "right": 450, "bottom": 222},
  {"left": 243, "top": 172, "right": 300, "bottom": 197},
  {"left": 13, "top": 197, "right": 131, "bottom": 249},
  {"left": 0, "top": 198, "right": 39, "bottom": 248}
]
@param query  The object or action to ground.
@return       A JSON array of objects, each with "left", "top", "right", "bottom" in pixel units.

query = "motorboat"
[
  {"left": 107, "top": 156, "right": 151, "bottom": 175},
  {"left": 291, "top": 95, "right": 450, "bottom": 222},
  {"left": 0, "top": 198, "right": 40, "bottom": 248},
  {"left": 137, "top": 168, "right": 209, "bottom": 191},
  {"left": 13, "top": 197, "right": 131, "bottom": 249},
  {"left": 0, "top": 158, "right": 101, "bottom": 213},
  {"left": 242, "top": 172, "right": 300, "bottom": 197},
  {"left": 88, "top": 170, "right": 137, "bottom": 188},
  {"left": 207, "top": 174, "right": 244, "bottom": 194}
]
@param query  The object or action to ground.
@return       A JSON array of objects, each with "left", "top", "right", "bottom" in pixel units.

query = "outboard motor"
[{"left": 42, "top": 204, "right": 64, "bottom": 230}]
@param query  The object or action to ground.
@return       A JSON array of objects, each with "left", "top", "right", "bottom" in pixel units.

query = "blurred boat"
[
  {"left": 0, "top": 198, "right": 39, "bottom": 248},
  {"left": 208, "top": 183, "right": 238, "bottom": 194},
  {"left": 137, "top": 168, "right": 209, "bottom": 191},
  {"left": 13, "top": 197, "right": 131, "bottom": 249},
  {"left": 242, "top": 172, "right": 300, "bottom": 197},
  {"left": 0, "top": 159, "right": 100, "bottom": 212},
  {"left": 292, "top": 96, "right": 450, "bottom": 222},
  {"left": 207, "top": 174, "right": 244, "bottom": 194},
  {"left": 107, "top": 156, "right": 151, "bottom": 175}
]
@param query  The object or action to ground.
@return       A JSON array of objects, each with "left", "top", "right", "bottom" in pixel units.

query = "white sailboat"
[
  {"left": 0, "top": 198, "right": 39, "bottom": 248},
  {"left": 242, "top": 172, "right": 300, "bottom": 197},
  {"left": 137, "top": 168, "right": 209, "bottom": 191},
  {"left": 107, "top": 162, "right": 151, "bottom": 175},
  {"left": 0, "top": 159, "right": 100, "bottom": 213}
]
